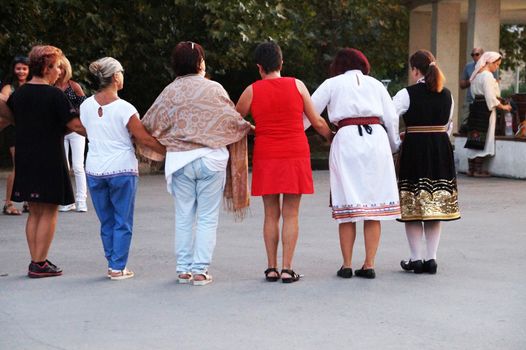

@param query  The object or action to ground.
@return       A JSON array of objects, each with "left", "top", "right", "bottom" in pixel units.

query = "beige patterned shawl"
[{"left": 139, "top": 75, "right": 252, "bottom": 218}]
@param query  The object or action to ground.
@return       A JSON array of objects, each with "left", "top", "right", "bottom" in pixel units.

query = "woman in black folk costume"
[{"left": 393, "top": 50, "right": 460, "bottom": 274}]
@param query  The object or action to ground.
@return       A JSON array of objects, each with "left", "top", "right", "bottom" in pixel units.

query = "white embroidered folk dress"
[
  {"left": 311, "top": 70, "right": 401, "bottom": 223},
  {"left": 466, "top": 71, "right": 500, "bottom": 159}
]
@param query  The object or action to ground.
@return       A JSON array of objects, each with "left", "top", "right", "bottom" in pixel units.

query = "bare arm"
[
  {"left": 497, "top": 102, "right": 512, "bottom": 112},
  {"left": 66, "top": 117, "right": 87, "bottom": 136},
  {"left": 0, "top": 118, "right": 9, "bottom": 131},
  {"left": 0, "top": 85, "right": 12, "bottom": 98},
  {"left": 0, "top": 99, "right": 14, "bottom": 131},
  {"left": 295, "top": 79, "right": 333, "bottom": 141},
  {"left": 70, "top": 81, "right": 85, "bottom": 96},
  {"left": 235, "top": 85, "right": 256, "bottom": 134},
  {"left": 127, "top": 114, "right": 166, "bottom": 155},
  {"left": 459, "top": 65, "right": 470, "bottom": 89},
  {"left": 459, "top": 79, "right": 470, "bottom": 90},
  {"left": 235, "top": 85, "right": 253, "bottom": 118}
]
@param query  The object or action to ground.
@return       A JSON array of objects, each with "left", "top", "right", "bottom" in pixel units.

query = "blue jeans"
[
  {"left": 87, "top": 175, "right": 138, "bottom": 270},
  {"left": 172, "top": 158, "right": 226, "bottom": 274}
]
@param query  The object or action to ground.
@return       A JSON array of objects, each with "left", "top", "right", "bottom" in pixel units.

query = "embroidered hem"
[
  {"left": 86, "top": 170, "right": 138, "bottom": 178},
  {"left": 332, "top": 202, "right": 401, "bottom": 220},
  {"left": 399, "top": 178, "right": 460, "bottom": 222}
]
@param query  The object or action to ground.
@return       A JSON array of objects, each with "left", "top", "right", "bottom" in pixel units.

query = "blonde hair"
[
  {"left": 58, "top": 56, "right": 73, "bottom": 83},
  {"left": 29, "top": 45, "right": 63, "bottom": 78}
]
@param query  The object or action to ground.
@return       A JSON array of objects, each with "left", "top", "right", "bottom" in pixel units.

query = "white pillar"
[
  {"left": 432, "top": 1, "right": 461, "bottom": 132},
  {"left": 409, "top": 10, "right": 432, "bottom": 53},
  {"left": 408, "top": 10, "right": 432, "bottom": 83},
  {"left": 467, "top": 0, "right": 501, "bottom": 58}
]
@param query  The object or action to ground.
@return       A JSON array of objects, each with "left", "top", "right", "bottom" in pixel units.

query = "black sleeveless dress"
[
  {"left": 398, "top": 83, "right": 460, "bottom": 222},
  {"left": 63, "top": 82, "right": 86, "bottom": 113}
]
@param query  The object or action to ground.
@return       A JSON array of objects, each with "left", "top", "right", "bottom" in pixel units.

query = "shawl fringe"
[{"left": 223, "top": 137, "right": 250, "bottom": 221}]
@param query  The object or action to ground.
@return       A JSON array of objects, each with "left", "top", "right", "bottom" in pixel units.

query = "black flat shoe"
[
  {"left": 423, "top": 259, "right": 438, "bottom": 274},
  {"left": 264, "top": 267, "right": 280, "bottom": 282},
  {"left": 281, "top": 269, "right": 302, "bottom": 283},
  {"left": 354, "top": 267, "right": 375, "bottom": 279},
  {"left": 400, "top": 259, "right": 424, "bottom": 274},
  {"left": 336, "top": 266, "right": 353, "bottom": 279}
]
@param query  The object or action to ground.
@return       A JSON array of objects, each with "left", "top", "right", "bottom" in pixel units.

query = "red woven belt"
[{"left": 338, "top": 117, "right": 381, "bottom": 128}]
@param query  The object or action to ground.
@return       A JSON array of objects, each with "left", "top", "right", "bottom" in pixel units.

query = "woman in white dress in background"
[
  {"left": 311, "top": 48, "right": 401, "bottom": 279},
  {"left": 464, "top": 51, "right": 512, "bottom": 176}
]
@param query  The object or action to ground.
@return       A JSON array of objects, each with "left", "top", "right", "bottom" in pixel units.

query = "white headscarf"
[{"left": 469, "top": 51, "right": 501, "bottom": 82}]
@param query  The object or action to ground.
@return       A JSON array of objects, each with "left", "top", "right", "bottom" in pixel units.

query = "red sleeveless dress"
[{"left": 251, "top": 77, "right": 314, "bottom": 196}]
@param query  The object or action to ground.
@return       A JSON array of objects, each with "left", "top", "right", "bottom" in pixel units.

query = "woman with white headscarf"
[
  {"left": 80, "top": 57, "right": 165, "bottom": 280},
  {"left": 464, "top": 51, "right": 512, "bottom": 176}
]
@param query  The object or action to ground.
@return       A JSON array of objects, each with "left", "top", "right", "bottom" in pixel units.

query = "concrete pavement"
[{"left": 1, "top": 171, "right": 525, "bottom": 349}]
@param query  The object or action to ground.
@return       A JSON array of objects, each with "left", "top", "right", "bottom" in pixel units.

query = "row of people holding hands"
[{"left": 0, "top": 40, "right": 471, "bottom": 283}]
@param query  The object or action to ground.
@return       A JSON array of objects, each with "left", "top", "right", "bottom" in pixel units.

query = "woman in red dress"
[{"left": 236, "top": 41, "right": 332, "bottom": 283}]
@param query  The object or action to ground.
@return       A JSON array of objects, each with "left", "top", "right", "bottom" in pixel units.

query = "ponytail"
[
  {"left": 409, "top": 49, "right": 445, "bottom": 93},
  {"left": 425, "top": 63, "right": 445, "bottom": 93}
]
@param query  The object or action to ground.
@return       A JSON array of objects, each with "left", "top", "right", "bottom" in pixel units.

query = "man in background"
[{"left": 459, "top": 47, "right": 484, "bottom": 134}]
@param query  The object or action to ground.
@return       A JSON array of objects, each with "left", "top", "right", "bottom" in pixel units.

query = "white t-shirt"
[{"left": 80, "top": 96, "right": 139, "bottom": 177}]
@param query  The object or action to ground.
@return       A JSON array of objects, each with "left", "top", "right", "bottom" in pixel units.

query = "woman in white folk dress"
[
  {"left": 311, "top": 48, "right": 401, "bottom": 279},
  {"left": 464, "top": 51, "right": 512, "bottom": 176}
]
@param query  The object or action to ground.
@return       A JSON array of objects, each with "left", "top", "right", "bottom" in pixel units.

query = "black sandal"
[
  {"left": 264, "top": 268, "right": 280, "bottom": 282},
  {"left": 281, "top": 269, "right": 301, "bottom": 283}
]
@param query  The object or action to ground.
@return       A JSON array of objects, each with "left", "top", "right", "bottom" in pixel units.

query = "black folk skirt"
[{"left": 398, "top": 132, "right": 461, "bottom": 222}]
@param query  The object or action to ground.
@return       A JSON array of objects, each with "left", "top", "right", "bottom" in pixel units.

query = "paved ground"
[{"left": 0, "top": 171, "right": 525, "bottom": 349}]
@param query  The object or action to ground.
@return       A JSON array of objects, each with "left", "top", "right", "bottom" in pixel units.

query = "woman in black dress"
[
  {"left": 6, "top": 45, "right": 85, "bottom": 278},
  {"left": 393, "top": 50, "right": 460, "bottom": 275},
  {"left": 0, "top": 55, "right": 30, "bottom": 215}
]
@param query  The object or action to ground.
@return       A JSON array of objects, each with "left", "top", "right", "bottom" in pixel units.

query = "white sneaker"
[
  {"left": 76, "top": 201, "right": 88, "bottom": 212},
  {"left": 58, "top": 204, "right": 76, "bottom": 212}
]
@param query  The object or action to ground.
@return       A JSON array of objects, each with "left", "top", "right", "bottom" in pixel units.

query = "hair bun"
[{"left": 89, "top": 62, "right": 103, "bottom": 78}]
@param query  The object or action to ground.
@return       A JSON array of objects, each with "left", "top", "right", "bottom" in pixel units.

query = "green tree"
[{"left": 500, "top": 25, "right": 526, "bottom": 72}]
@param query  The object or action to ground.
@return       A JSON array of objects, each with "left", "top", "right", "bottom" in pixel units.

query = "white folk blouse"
[{"left": 311, "top": 70, "right": 401, "bottom": 153}]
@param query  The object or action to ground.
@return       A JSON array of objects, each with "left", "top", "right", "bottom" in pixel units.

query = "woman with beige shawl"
[{"left": 140, "top": 41, "right": 252, "bottom": 286}]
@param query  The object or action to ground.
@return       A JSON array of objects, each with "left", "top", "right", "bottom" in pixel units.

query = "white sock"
[
  {"left": 424, "top": 221, "right": 441, "bottom": 260},
  {"left": 405, "top": 222, "right": 424, "bottom": 261}
]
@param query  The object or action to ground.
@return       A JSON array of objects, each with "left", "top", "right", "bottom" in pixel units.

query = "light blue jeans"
[
  {"left": 171, "top": 158, "right": 226, "bottom": 275},
  {"left": 87, "top": 175, "right": 138, "bottom": 271}
]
